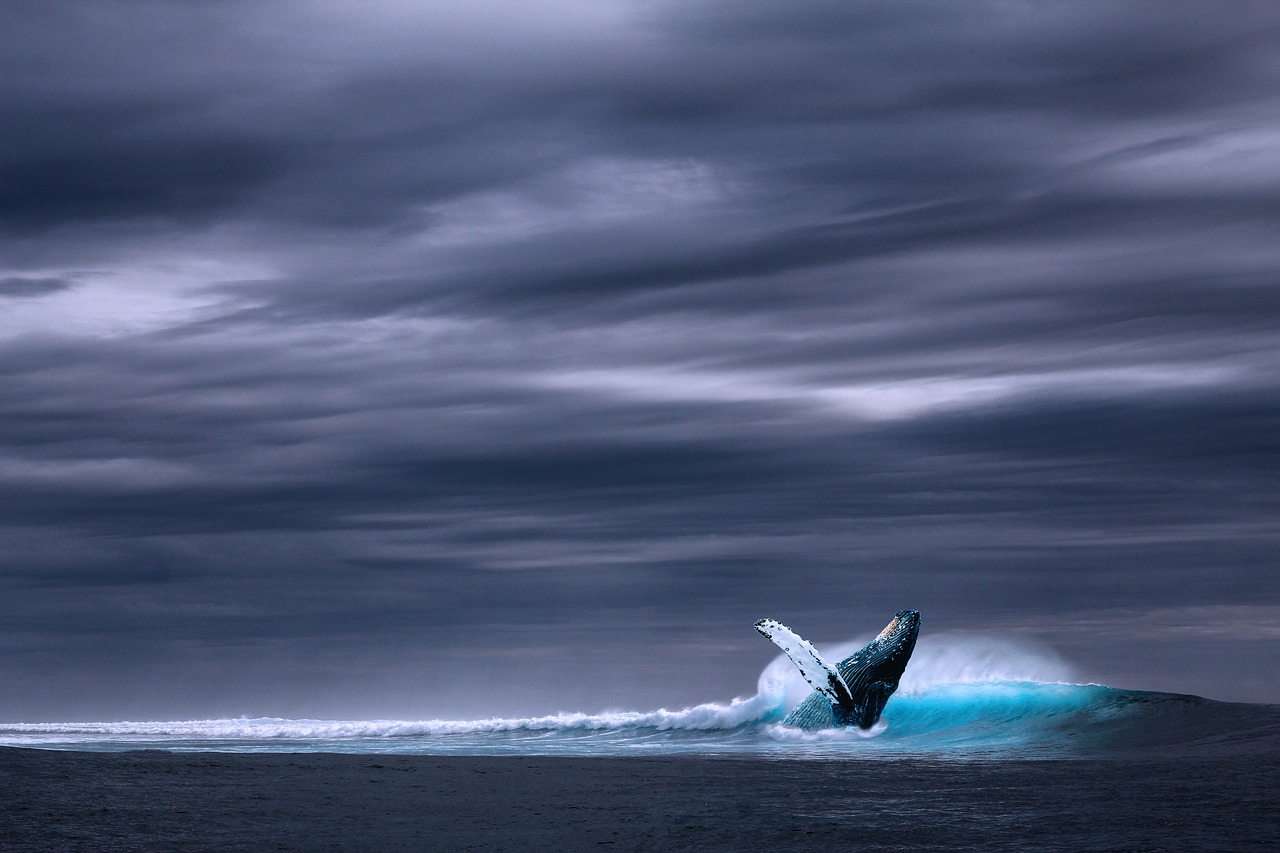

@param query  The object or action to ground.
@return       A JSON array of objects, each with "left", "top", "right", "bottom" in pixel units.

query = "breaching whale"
[{"left": 756, "top": 610, "right": 920, "bottom": 729}]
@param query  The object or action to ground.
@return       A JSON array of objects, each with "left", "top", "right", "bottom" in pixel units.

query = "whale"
[{"left": 756, "top": 610, "right": 920, "bottom": 730}]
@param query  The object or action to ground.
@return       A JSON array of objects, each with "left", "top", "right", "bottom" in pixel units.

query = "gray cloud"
[
  {"left": 0, "top": 276, "right": 73, "bottom": 297},
  {"left": 1, "top": 0, "right": 1278, "bottom": 719}
]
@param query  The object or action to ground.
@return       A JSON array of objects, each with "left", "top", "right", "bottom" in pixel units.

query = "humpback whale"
[{"left": 756, "top": 610, "right": 920, "bottom": 730}]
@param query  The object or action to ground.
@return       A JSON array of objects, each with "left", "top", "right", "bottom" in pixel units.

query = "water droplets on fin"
[{"left": 754, "top": 618, "right": 855, "bottom": 713}]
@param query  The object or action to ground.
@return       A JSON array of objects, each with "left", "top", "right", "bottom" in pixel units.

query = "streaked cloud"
[{"left": 1, "top": 0, "right": 1277, "bottom": 718}]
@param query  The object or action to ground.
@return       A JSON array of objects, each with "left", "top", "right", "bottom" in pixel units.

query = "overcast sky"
[{"left": 3, "top": 0, "right": 1279, "bottom": 720}]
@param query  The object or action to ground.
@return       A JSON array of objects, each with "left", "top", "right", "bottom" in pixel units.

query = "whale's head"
[
  {"left": 863, "top": 609, "right": 921, "bottom": 684},
  {"left": 876, "top": 609, "right": 920, "bottom": 644}
]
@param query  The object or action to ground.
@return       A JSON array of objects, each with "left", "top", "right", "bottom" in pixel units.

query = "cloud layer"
[{"left": 2, "top": 0, "right": 1279, "bottom": 718}]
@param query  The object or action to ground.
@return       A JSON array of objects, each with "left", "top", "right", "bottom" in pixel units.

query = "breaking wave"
[{"left": 3, "top": 634, "right": 1275, "bottom": 758}]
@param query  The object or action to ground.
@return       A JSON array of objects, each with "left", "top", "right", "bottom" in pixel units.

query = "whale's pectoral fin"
[{"left": 755, "top": 618, "right": 855, "bottom": 713}]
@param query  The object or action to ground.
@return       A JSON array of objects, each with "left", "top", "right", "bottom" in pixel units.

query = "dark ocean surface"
[
  {"left": 2, "top": 748, "right": 1277, "bottom": 851},
  {"left": 2, "top": 681, "right": 1278, "bottom": 850}
]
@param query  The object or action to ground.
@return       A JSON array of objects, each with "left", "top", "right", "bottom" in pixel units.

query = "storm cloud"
[{"left": 2, "top": 0, "right": 1278, "bottom": 719}]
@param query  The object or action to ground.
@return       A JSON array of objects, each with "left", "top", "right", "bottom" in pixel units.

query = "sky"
[{"left": 2, "top": 0, "right": 1278, "bottom": 720}]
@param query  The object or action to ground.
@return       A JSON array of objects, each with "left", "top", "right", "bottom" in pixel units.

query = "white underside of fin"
[{"left": 755, "top": 618, "right": 854, "bottom": 710}]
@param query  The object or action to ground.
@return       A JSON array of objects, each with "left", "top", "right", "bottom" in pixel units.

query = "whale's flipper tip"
[{"left": 754, "top": 618, "right": 781, "bottom": 638}]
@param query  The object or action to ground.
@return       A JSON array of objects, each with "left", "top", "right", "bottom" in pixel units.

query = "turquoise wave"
[
  {"left": 878, "top": 681, "right": 1119, "bottom": 749},
  {"left": 3, "top": 681, "right": 1276, "bottom": 757}
]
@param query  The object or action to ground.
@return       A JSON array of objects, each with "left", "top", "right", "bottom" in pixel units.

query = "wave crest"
[
  {"left": 757, "top": 631, "right": 1075, "bottom": 708},
  {"left": 0, "top": 692, "right": 783, "bottom": 740},
  {"left": 12, "top": 635, "right": 1262, "bottom": 758}
]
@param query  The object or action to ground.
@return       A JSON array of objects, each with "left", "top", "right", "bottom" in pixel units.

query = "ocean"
[{"left": 2, "top": 637, "right": 1277, "bottom": 850}]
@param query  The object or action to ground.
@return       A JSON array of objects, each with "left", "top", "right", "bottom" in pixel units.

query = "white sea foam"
[
  {"left": 0, "top": 690, "right": 783, "bottom": 740},
  {"left": 764, "top": 719, "right": 888, "bottom": 743}
]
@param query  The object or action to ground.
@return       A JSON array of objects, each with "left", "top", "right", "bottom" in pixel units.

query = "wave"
[
  {"left": 4, "top": 684, "right": 1271, "bottom": 757},
  {"left": 0, "top": 691, "right": 782, "bottom": 741},
  {"left": 3, "top": 635, "right": 1275, "bottom": 757},
  {"left": 756, "top": 631, "right": 1077, "bottom": 710}
]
